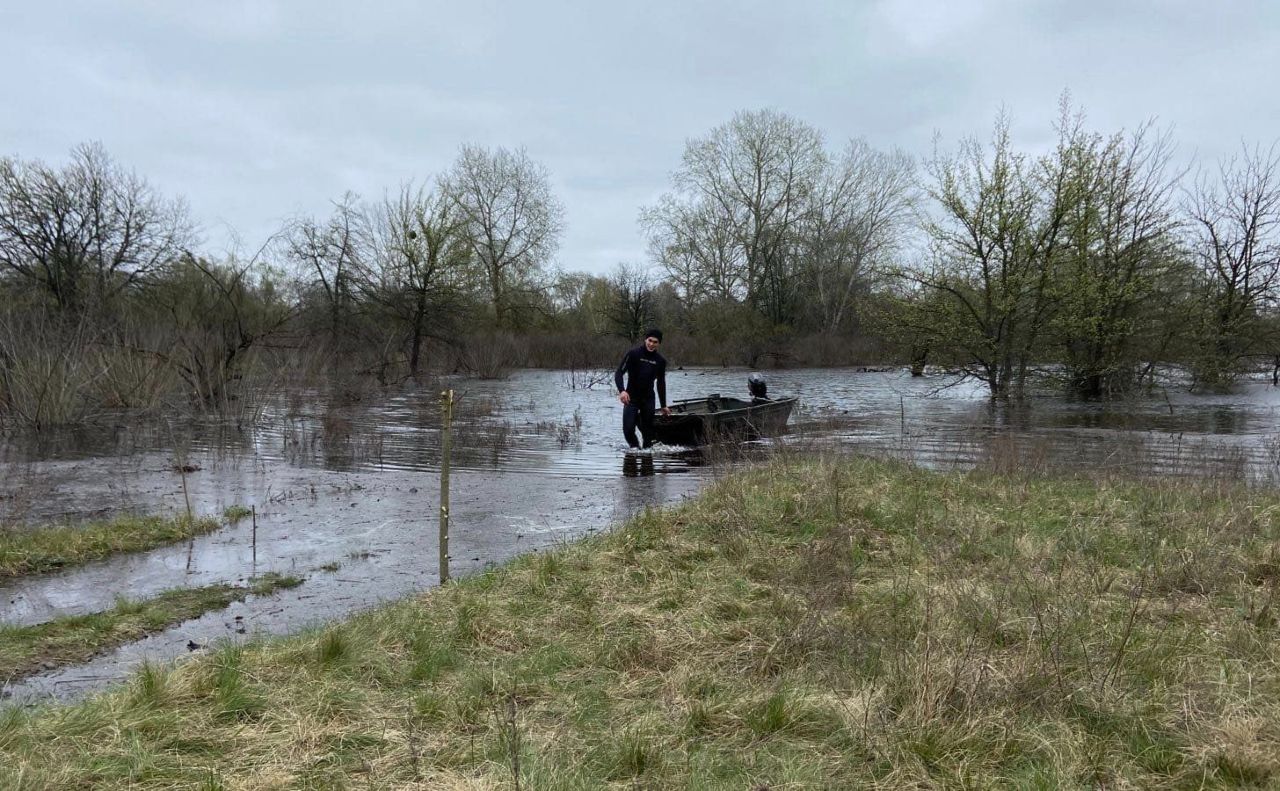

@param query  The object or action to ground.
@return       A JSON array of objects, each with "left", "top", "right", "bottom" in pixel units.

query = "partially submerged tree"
[
  {"left": 1186, "top": 143, "right": 1280, "bottom": 387},
  {"left": 150, "top": 254, "right": 294, "bottom": 411},
  {"left": 357, "top": 182, "right": 471, "bottom": 377},
  {"left": 908, "top": 112, "right": 1071, "bottom": 399},
  {"left": 1050, "top": 118, "right": 1184, "bottom": 397}
]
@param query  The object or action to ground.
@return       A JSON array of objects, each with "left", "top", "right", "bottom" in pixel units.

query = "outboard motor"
[{"left": 747, "top": 373, "right": 768, "bottom": 400}]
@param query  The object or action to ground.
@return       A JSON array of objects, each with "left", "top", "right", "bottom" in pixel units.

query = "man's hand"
[
  {"left": 660, "top": 406, "right": 671, "bottom": 416},
  {"left": 619, "top": 391, "right": 631, "bottom": 405}
]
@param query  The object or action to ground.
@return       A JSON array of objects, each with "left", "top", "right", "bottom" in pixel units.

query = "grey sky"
[{"left": 3, "top": 1, "right": 1277, "bottom": 275}]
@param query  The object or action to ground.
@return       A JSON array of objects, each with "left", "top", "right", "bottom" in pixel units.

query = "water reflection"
[
  {"left": 622, "top": 453, "right": 655, "bottom": 477},
  {"left": 5, "top": 368, "right": 1280, "bottom": 526}
]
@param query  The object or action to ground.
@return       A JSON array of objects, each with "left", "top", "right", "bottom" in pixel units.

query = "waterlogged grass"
[
  {"left": 4, "top": 457, "right": 1280, "bottom": 788},
  {"left": 0, "top": 514, "right": 222, "bottom": 578},
  {"left": 222, "top": 505, "right": 253, "bottom": 523},
  {"left": 250, "top": 572, "right": 304, "bottom": 595},
  {"left": 0, "top": 575, "right": 305, "bottom": 682}
]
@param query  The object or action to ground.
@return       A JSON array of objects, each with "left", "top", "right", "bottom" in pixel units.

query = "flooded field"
[{"left": 4, "top": 367, "right": 1280, "bottom": 702}]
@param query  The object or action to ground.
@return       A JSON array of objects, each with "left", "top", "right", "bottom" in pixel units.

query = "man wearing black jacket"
[{"left": 614, "top": 328, "right": 670, "bottom": 449}]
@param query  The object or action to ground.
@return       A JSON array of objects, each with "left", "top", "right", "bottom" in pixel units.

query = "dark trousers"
[{"left": 622, "top": 401, "right": 656, "bottom": 448}]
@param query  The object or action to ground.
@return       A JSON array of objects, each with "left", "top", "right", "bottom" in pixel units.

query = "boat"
[{"left": 651, "top": 392, "right": 797, "bottom": 446}]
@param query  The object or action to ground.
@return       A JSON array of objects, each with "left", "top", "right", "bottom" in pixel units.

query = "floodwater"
[{"left": 3, "top": 367, "right": 1280, "bottom": 703}]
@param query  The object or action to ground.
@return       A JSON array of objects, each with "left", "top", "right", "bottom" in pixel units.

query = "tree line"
[
  {"left": 644, "top": 101, "right": 1280, "bottom": 398},
  {"left": 2, "top": 99, "right": 1278, "bottom": 426}
]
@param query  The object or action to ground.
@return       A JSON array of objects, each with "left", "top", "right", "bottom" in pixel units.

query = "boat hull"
[{"left": 650, "top": 395, "right": 797, "bottom": 446}]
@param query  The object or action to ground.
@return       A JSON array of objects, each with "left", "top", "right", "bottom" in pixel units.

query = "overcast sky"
[{"left": 3, "top": 1, "right": 1277, "bottom": 275}]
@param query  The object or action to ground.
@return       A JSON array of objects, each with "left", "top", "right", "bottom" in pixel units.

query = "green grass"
[
  {"left": 3, "top": 456, "right": 1280, "bottom": 788},
  {"left": 0, "top": 514, "right": 222, "bottom": 578},
  {"left": 0, "top": 572, "right": 302, "bottom": 682},
  {"left": 221, "top": 505, "right": 253, "bottom": 523},
  {"left": 249, "top": 572, "right": 304, "bottom": 595}
]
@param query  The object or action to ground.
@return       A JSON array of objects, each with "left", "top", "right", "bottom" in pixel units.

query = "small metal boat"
[{"left": 652, "top": 388, "right": 797, "bottom": 446}]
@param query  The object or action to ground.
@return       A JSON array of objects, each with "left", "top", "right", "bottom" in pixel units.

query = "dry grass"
[{"left": 3, "top": 457, "right": 1280, "bottom": 788}]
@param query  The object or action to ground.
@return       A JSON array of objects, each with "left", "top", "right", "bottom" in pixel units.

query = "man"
[{"left": 614, "top": 328, "right": 670, "bottom": 449}]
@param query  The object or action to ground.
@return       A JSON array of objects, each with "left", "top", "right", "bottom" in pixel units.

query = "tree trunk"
[{"left": 409, "top": 304, "right": 426, "bottom": 377}]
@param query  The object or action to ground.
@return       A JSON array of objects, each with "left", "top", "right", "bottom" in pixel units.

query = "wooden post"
[
  {"left": 180, "top": 458, "right": 194, "bottom": 572},
  {"left": 178, "top": 462, "right": 193, "bottom": 521},
  {"left": 166, "top": 420, "right": 193, "bottom": 522},
  {"left": 251, "top": 504, "right": 258, "bottom": 568},
  {"left": 439, "top": 389, "right": 454, "bottom": 584}
]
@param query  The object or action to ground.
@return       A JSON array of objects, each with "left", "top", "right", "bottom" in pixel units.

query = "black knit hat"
[{"left": 644, "top": 328, "right": 663, "bottom": 342}]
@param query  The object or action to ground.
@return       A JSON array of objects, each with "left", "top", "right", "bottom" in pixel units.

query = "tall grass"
[
  {"left": 0, "top": 308, "right": 281, "bottom": 429},
  {"left": 3, "top": 457, "right": 1280, "bottom": 787},
  {"left": 0, "top": 313, "right": 102, "bottom": 428},
  {"left": 91, "top": 325, "right": 183, "bottom": 411}
]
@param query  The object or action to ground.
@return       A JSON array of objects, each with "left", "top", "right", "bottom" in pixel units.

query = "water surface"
[{"left": 4, "top": 368, "right": 1279, "bottom": 702}]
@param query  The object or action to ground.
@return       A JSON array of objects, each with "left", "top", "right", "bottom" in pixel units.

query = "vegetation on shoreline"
[
  {"left": 3, "top": 457, "right": 1279, "bottom": 788},
  {"left": 0, "top": 573, "right": 303, "bottom": 683},
  {"left": 4, "top": 100, "right": 1279, "bottom": 430},
  {"left": 0, "top": 514, "right": 222, "bottom": 579}
]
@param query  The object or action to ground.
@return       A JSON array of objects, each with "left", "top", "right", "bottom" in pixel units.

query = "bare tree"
[
  {"left": 641, "top": 194, "right": 744, "bottom": 305},
  {"left": 671, "top": 109, "right": 826, "bottom": 324},
  {"left": 444, "top": 146, "right": 564, "bottom": 328},
  {"left": 800, "top": 139, "right": 916, "bottom": 333},
  {"left": 357, "top": 182, "right": 471, "bottom": 377},
  {"left": 0, "top": 143, "right": 192, "bottom": 314},
  {"left": 604, "top": 263, "right": 654, "bottom": 341},
  {"left": 1187, "top": 142, "right": 1280, "bottom": 386},
  {"left": 283, "top": 192, "right": 366, "bottom": 344}
]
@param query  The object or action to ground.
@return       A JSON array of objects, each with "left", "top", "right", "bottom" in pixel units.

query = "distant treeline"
[{"left": 2, "top": 97, "right": 1279, "bottom": 426}]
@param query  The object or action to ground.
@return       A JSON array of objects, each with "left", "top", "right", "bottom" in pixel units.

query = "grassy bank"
[
  {"left": 0, "top": 514, "right": 222, "bottom": 579},
  {"left": 3, "top": 457, "right": 1280, "bottom": 788},
  {"left": 0, "top": 574, "right": 303, "bottom": 683}
]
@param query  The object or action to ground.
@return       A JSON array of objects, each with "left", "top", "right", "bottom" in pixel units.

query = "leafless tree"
[
  {"left": 605, "top": 263, "right": 654, "bottom": 341},
  {"left": 671, "top": 109, "right": 827, "bottom": 324},
  {"left": 357, "top": 182, "right": 471, "bottom": 376},
  {"left": 800, "top": 139, "right": 916, "bottom": 333},
  {"left": 1187, "top": 142, "right": 1280, "bottom": 385},
  {"left": 283, "top": 192, "right": 366, "bottom": 343},
  {"left": 641, "top": 194, "right": 744, "bottom": 305},
  {"left": 444, "top": 145, "right": 564, "bottom": 328},
  {"left": 0, "top": 143, "right": 192, "bottom": 314}
]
